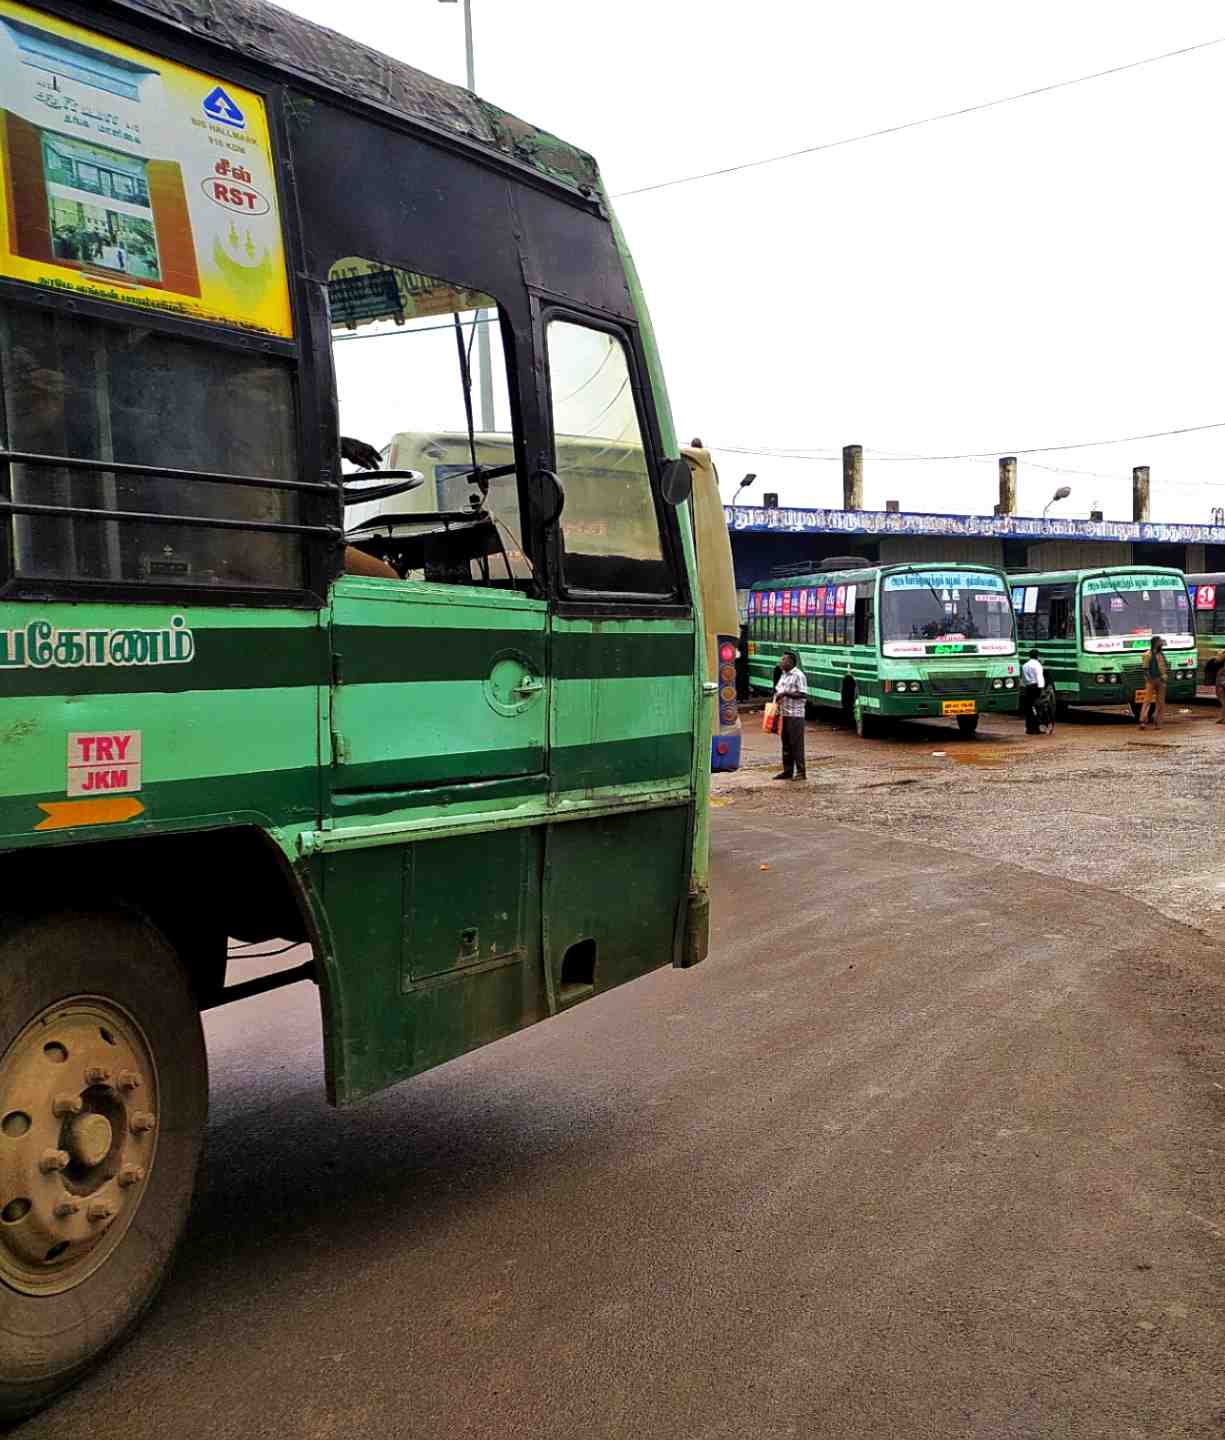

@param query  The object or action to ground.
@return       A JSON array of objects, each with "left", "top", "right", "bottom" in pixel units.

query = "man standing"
[
  {"left": 773, "top": 650, "right": 808, "bottom": 780},
  {"left": 1021, "top": 646, "right": 1045, "bottom": 735}
]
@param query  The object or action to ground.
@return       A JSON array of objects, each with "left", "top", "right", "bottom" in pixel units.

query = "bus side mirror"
[
  {"left": 660, "top": 456, "right": 693, "bottom": 507},
  {"left": 533, "top": 469, "right": 565, "bottom": 529}
]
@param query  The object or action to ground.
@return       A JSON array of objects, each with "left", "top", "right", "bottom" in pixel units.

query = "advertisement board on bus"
[{"left": 0, "top": 0, "right": 292, "bottom": 336}]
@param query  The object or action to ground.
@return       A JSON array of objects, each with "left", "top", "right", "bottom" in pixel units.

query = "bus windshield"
[
  {"left": 880, "top": 570, "right": 1015, "bottom": 656},
  {"left": 1081, "top": 574, "right": 1193, "bottom": 650}
]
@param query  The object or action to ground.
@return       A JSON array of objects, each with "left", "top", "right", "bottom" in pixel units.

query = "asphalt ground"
[
  {"left": 12, "top": 756, "right": 1225, "bottom": 1438},
  {"left": 724, "top": 695, "right": 1225, "bottom": 932}
]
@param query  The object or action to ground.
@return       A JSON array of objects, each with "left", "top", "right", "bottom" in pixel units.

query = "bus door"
[{"left": 539, "top": 313, "right": 697, "bottom": 1004}]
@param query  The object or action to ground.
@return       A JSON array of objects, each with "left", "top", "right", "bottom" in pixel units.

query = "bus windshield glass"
[
  {"left": 1081, "top": 574, "right": 1194, "bottom": 650},
  {"left": 880, "top": 570, "right": 1014, "bottom": 657}
]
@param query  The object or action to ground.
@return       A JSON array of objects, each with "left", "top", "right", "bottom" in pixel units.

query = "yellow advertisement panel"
[{"left": 0, "top": 1, "right": 292, "bottom": 337}]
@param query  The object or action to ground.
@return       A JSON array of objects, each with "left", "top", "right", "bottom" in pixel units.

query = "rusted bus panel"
[{"left": 122, "top": 0, "right": 600, "bottom": 193}]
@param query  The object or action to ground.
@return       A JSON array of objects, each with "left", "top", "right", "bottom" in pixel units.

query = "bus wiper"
[{"left": 452, "top": 311, "right": 485, "bottom": 499}]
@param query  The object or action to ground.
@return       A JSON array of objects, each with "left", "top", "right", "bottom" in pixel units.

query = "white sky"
[{"left": 280, "top": 0, "right": 1225, "bottom": 524}]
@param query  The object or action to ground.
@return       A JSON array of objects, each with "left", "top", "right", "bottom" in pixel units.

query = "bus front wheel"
[
  {"left": 956, "top": 714, "right": 979, "bottom": 736},
  {"left": 0, "top": 909, "right": 207, "bottom": 1422}
]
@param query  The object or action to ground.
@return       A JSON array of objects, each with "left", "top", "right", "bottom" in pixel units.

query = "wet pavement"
[
  {"left": 723, "top": 696, "right": 1225, "bottom": 932},
  {"left": 13, "top": 767, "right": 1225, "bottom": 1438}
]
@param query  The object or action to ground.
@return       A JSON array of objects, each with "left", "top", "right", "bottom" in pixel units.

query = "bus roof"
[
  {"left": 118, "top": 0, "right": 601, "bottom": 197},
  {"left": 1009, "top": 564, "right": 1188, "bottom": 586},
  {"left": 749, "top": 561, "right": 1006, "bottom": 590}
]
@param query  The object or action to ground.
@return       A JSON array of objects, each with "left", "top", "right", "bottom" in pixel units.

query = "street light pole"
[
  {"left": 1042, "top": 485, "right": 1072, "bottom": 520},
  {"left": 441, "top": 0, "right": 494, "bottom": 432}
]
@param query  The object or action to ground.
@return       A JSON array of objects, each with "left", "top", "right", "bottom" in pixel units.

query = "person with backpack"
[{"left": 1137, "top": 635, "right": 1169, "bottom": 729}]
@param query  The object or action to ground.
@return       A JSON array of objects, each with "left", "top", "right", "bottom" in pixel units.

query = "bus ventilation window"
[{"left": 559, "top": 939, "right": 597, "bottom": 1001}]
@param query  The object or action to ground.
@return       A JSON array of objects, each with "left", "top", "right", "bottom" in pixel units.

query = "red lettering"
[
  {"left": 239, "top": 189, "right": 258, "bottom": 210},
  {"left": 114, "top": 735, "right": 131, "bottom": 760},
  {"left": 77, "top": 736, "right": 95, "bottom": 763},
  {"left": 212, "top": 181, "right": 231, "bottom": 203},
  {"left": 95, "top": 736, "right": 114, "bottom": 761},
  {"left": 109, "top": 769, "right": 127, "bottom": 788}
]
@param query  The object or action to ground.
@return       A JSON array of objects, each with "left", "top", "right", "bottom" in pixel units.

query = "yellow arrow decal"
[{"left": 35, "top": 798, "right": 146, "bottom": 831}]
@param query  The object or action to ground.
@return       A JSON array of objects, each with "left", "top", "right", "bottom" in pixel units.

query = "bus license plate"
[{"left": 941, "top": 700, "right": 976, "bottom": 716}]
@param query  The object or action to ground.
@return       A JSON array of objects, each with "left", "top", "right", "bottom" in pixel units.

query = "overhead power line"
[
  {"left": 614, "top": 35, "right": 1225, "bottom": 199},
  {"left": 710, "top": 418, "right": 1225, "bottom": 463}
]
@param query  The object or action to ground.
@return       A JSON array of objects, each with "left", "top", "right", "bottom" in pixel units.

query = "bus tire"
[
  {"left": 0, "top": 909, "right": 207, "bottom": 1422},
  {"left": 956, "top": 714, "right": 979, "bottom": 736}
]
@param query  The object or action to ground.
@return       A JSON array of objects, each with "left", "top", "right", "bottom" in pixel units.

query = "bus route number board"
[{"left": 942, "top": 700, "right": 976, "bottom": 716}]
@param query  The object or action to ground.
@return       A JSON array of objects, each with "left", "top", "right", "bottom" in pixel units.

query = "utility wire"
[
  {"left": 711, "top": 418, "right": 1225, "bottom": 463},
  {"left": 614, "top": 35, "right": 1225, "bottom": 198}
]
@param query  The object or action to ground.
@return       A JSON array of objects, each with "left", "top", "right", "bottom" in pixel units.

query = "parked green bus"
[
  {"left": 1185, "top": 573, "right": 1225, "bottom": 686},
  {"left": 746, "top": 562, "right": 1020, "bottom": 737},
  {"left": 0, "top": 0, "right": 710, "bottom": 1416},
  {"left": 1009, "top": 566, "right": 1198, "bottom": 712}
]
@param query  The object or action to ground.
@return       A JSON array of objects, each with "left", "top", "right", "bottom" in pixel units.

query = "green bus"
[
  {"left": 746, "top": 562, "right": 1020, "bottom": 737},
  {"left": 1185, "top": 573, "right": 1225, "bottom": 687},
  {"left": 1009, "top": 566, "right": 1198, "bottom": 712},
  {"left": 0, "top": 0, "right": 710, "bottom": 1416}
]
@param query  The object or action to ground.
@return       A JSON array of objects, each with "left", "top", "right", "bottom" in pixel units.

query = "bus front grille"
[{"left": 928, "top": 671, "right": 988, "bottom": 694}]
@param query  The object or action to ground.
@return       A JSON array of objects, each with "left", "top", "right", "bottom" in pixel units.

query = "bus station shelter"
[{"left": 724, "top": 503, "right": 1225, "bottom": 612}]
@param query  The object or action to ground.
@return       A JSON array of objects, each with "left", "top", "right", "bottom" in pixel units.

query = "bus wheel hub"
[{"left": 0, "top": 997, "right": 158, "bottom": 1294}]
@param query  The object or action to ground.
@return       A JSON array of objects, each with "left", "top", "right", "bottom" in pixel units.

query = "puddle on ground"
[{"left": 945, "top": 749, "right": 1018, "bottom": 768}]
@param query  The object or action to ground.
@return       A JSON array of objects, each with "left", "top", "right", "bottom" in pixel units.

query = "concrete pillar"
[
  {"left": 998, "top": 456, "right": 1017, "bottom": 515},
  {"left": 842, "top": 444, "right": 863, "bottom": 511},
  {"left": 1132, "top": 465, "right": 1150, "bottom": 523}
]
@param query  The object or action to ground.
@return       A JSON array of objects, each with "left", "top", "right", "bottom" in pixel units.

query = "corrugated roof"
[{"left": 115, "top": 0, "right": 601, "bottom": 194}]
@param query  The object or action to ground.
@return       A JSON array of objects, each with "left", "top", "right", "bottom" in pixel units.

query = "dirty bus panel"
[{"left": 0, "top": 0, "right": 705, "bottom": 1419}]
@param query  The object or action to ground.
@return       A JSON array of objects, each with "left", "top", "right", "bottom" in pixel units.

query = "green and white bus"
[
  {"left": 1010, "top": 566, "right": 1198, "bottom": 711},
  {"left": 1185, "top": 573, "right": 1225, "bottom": 687},
  {"left": 0, "top": 0, "right": 711, "bottom": 1416},
  {"left": 747, "top": 562, "right": 1020, "bottom": 737}
]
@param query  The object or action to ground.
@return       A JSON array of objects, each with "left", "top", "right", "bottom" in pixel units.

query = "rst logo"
[{"left": 201, "top": 177, "right": 271, "bottom": 215}]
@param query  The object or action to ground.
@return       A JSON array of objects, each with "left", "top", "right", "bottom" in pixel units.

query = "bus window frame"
[
  {"left": 0, "top": 19, "right": 340, "bottom": 611},
  {"left": 536, "top": 299, "right": 690, "bottom": 618}
]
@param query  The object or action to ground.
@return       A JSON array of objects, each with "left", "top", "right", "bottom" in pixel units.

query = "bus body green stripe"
[
  {"left": 0, "top": 628, "right": 327, "bottom": 698},
  {"left": 335, "top": 627, "right": 546, "bottom": 685},
  {"left": 333, "top": 625, "right": 694, "bottom": 684}
]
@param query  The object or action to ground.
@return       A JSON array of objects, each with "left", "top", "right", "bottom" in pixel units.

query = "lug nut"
[
  {"left": 117, "top": 1070, "right": 142, "bottom": 1091},
  {"left": 118, "top": 1164, "right": 145, "bottom": 1188},
  {"left": 38, "top": 1148, "right": 70, "bottom": 1174},
  {"left": 53, "top": 1198, "right": 80, "bottom": 1218},
  {"left": 86, "top": 1200, "right": 113, "bottom": 1223},
  {"left": 129, "top": 1112, "right": 155, "bottom": 1134},
  {"left": 84, "top": 1066, "right": 112, "bottom": 1087},
  {"left": 52, "top": 1095, "right": 83, "bottom": 1118}
]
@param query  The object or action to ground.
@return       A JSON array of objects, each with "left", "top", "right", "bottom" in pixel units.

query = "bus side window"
[
  {"left": 545, "top": 320, "right": 674, "bottom": 598},
  {"left": 327, "top": 257, "right": 532, "bottom": 589}
]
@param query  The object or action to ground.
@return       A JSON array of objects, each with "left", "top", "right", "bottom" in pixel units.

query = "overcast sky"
[{"left": 279, "top": 0, "right": 1225, "bottom": 524}]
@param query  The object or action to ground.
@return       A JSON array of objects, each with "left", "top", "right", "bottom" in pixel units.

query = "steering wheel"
[{"left": 342, "top": 469, "right": 425, "bottom": 506}]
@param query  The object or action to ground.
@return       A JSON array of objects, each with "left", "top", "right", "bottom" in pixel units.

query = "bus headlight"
[
  {"left": 992, "top": 678, "right": 1003, "bottom": 689},
  {"left": 1095, "top": 673, "right": 1106, "bottom": 683},
  {"left": 1004, "top": 678, "right": 1016, "bottom": 689}
]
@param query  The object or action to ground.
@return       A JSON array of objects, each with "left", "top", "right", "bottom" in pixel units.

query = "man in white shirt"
[
  {"left": 1021, "top": 647, "right": 1045, "bottom": 735},
  {"left": 773, "top": 650, "right": 809, "bottom": 779}
]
